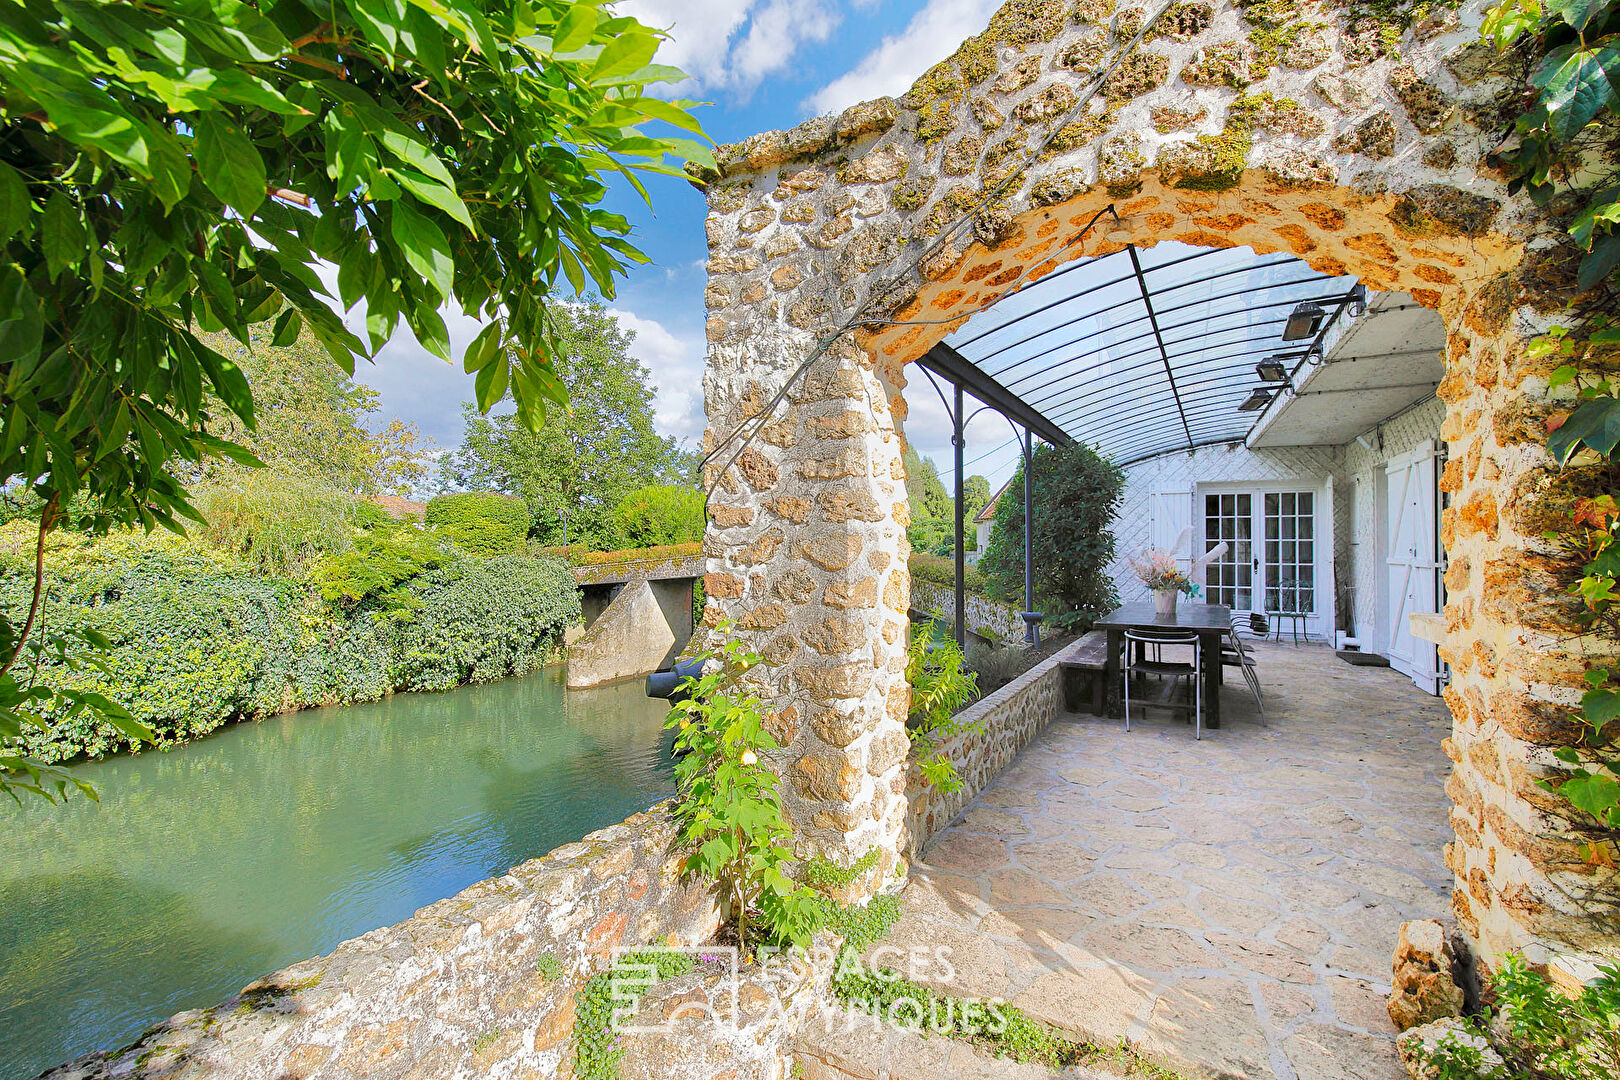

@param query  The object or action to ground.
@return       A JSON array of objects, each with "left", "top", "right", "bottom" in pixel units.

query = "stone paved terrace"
[{"left": 882, "top": 641, "right": 1454, "bottom": 1080}]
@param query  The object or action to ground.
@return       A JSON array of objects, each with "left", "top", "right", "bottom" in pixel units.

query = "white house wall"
[{"left": 1103, "top": 401, "right": 1444, "bottom": 645}]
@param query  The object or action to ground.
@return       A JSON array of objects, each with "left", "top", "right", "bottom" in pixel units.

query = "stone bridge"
[{"left": 565, "top": 554, "right": 704, "bottom": 688}]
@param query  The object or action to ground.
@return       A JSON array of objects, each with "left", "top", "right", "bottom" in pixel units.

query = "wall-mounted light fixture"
[
  {"left": 1255, "top": 358, "right": 1288, "bottom": 382},
  {"left": 1238, "top": 387, "right": 1275, "bottom": 412},
  {"left": 1281, "top": 301, "right": 1325, "bottom": 341}
]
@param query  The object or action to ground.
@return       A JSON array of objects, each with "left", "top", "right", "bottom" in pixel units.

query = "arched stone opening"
[{"left": 696, "top": 0, "right": 1613, "bottom": 969}]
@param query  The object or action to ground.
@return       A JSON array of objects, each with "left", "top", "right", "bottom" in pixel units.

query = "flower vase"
[{"left": 1153, "top": 588, "right": 1178, "bottom": 617}]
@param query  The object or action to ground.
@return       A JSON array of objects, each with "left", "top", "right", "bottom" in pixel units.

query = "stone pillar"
[
  {"left": 700, "top": 299, "right": 914, "bottom": 894},
  {"left": 1434, "top": 267, "right": 1620, "bottom": 965}
]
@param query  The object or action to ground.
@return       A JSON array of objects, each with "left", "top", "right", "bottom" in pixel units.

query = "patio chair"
[
  {"left": 1122, "top": 628, "right": 1203, "bottom": 739},
  {"left": 1221, "top": 624, "right": 1266, "bottom": 723}
]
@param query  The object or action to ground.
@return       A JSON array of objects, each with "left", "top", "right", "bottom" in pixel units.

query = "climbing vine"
[
  {"left": 665, "top": 631, "right": 822, "bottom": 950},
  {"left": 905, "top": 627, "right": 982, "bottom": 792}
]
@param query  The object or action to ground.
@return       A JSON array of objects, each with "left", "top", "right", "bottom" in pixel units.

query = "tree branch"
[{"left": 0, "top": 493, "right": 60, "bottom": 684}]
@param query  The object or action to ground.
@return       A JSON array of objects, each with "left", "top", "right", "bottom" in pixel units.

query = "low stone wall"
[
  {"left": 41, "top": 804, "right": 720, "bottom": 1080},
  {"left": 905, "top": 653, "right": 1066, "bottom": 853},
  {"left": 909, "top": 580, "right": 1026, "bottom": 645}
]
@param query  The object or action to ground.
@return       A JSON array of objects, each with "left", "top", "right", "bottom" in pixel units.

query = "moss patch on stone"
[
  {"left": 1101, "top": 50, "right": 1169, "bottom": 102},
  {"left": 1159, "top": 119, "right": 1253, "bottom": 192},
  {"left": 1147, "top": 0, "right": 1214, "bottom": 40},
  {"left": 1072, "top": 0, "right": 1116, "bottom": 23}
]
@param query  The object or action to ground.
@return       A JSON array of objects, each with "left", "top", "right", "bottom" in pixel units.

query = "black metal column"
[
  {"left": 1022, "top": 427, "right": 1039, "bottom": 646},
  {"left": 953, "top": 381, "right": 966, "bottom": 648}
]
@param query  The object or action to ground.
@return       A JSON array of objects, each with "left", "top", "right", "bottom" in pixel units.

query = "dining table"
[{"left": 1095, "top": 601, "right": 1233, "bottom": 729}]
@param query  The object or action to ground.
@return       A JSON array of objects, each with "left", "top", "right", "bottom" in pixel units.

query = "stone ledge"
[
  {"left": 906, "top": 651, "right": 1067, "bottom": 853},
  {"left": 38, "top": 803, "right": 720, "bottom": 1080}
]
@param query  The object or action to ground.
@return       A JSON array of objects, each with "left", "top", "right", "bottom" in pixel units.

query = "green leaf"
[
  {"left": 392, "top": 169, "right": 475, "bottom": 231},
  {"left": 390, "top": 200, "right": 455, "bottom": 299},
  {"left": 553, "top": 5, "right": 600, "bottom": 52},
  {"left": 1561, "top": 772, "right": 1620, "bottom": 820},
  {"left": 1548, "top": 0, "right": 1609, "bottom": 30},
  {"left": 0, "top": 164, "right": 31, "bottom": 242},
  {"left": 41, "top": 193, "right": 85, "bottom": 280},
  {"left": 591, "top": 32, "right": 659, "bottom": 79},
  {"left": 192, "top": 113, "right": 266, "bottom": 216},
  {"left": 1580, "top": 233, "right": 1620, "bottom": 289},
  {"left": 1534, "top": 44, "right": 1620, "bottom": 142},
  {"left": 474, "top": 352, "right": 509, "bottom": 408},
  {"left": 1548, "top": 396, "right": 1620, "bottom": 463},
  {"left": 463, "top": 320, "right": 503, "bottom": 373}
]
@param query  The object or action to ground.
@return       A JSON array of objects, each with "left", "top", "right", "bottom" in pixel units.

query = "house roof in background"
[{"left": 367, "top": 495, "right": 427, "bottom": 519}]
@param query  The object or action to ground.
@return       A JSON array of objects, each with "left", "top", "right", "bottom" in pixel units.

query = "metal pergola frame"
[{"left": 910, "top": 242, "right": 1365, "bottom": 647}]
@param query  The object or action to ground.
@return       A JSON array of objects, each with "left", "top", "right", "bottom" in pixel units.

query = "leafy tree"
[
  {"left": 364, "top": 418, "right": 437, "bottom": 498},
  {"left": 902, "top": 446, "right": 989, "bottom": 555},
  {"left": 202, "top": 331, "right": 434, "bottom": 494},
  {"left": 979, "top": 442, "right": 1125, "bottom": 633},
  {"left": 424, "top": 491, "right": 530, "bottom": 555},
  {"left": 612, "top": 484, "right": 705, "bottom": 548},
  {"left": 440, "top": 301, "right": 687, "bottom": 548},
  {"left": 0, "top": 0, "right": 706, "bottom": 800}
]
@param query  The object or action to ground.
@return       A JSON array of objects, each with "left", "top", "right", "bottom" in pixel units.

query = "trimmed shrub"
[
  {"left": 388, "top": 555, "right": 581, "bottom": 691},
  {"left": 424, "top": 492, "right": 530, "bottom": 555},
  {"left": 908, "top": 551, "right": 988, "bottom": 594},
  {"left": 611, "top": 485, "right": 705, "bottom": 548}
]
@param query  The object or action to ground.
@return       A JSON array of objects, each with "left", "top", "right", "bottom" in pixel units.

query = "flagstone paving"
[{"left": 883, "top": 642, "right": 1453, "bottom": 1080}]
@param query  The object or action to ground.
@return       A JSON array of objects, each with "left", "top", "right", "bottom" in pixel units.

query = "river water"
[{"left": 0, "top": 669, "right": 675, "bottom": 1079}]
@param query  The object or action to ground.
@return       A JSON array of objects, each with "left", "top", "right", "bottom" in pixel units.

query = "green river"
[{"left": 0, "top": 668, "right": 675, "bottom": 1080}]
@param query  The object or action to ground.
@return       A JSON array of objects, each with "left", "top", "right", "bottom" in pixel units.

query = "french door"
[{"left": 1201, "top": 487, "right": 1323, "bottom": 632}]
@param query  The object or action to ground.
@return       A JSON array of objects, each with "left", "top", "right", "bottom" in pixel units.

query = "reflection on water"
[{"left": 0, "top": 668, "right": 674, "bottom": 1079}]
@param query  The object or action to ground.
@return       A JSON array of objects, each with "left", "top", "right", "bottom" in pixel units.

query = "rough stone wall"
[
  {"left": 41, "top": 805, "right": 720, "bottom": 1080},
  {"left": 910, "top": 579, "right": 1028, "bottom": 643},
  {"left": 905, "top": 653, "right": 1067, "bottom": 852},
  {"left": 696, "top": 0, "right": 1619, "bottom": 966}
]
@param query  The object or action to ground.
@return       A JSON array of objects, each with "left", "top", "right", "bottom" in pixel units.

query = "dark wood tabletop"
[
  {"left": 1095, "top": 601, "right": 1234, "bottom": 631},
  {"left": 1097, "top": 601, "right": 1233, "bottom": 728}
]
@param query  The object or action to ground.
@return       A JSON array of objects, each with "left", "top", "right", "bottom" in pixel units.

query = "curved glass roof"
[{"left": 941, "top": 242, "right": 1359, "bottom": 467}]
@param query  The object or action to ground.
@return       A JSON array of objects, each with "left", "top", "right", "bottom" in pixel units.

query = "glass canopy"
[{"left": 941, "top": 242, "right": 1359, "bottom": 467}]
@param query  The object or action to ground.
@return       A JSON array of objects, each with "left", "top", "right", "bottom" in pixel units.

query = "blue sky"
[{"left": 354, "top": 0, "right": 1028, "bottom": 491}]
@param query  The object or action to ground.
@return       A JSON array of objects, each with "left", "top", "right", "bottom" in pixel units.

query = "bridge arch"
[{"left": 696, "top": 0, "right": 1597, "bottom": 967}]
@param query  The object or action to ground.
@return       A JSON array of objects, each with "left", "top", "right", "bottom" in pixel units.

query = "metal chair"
[
  {"left": 1221, "top": 624, "right": 1266, "bottom": 723},
  {"left": 1122, "top": 628, "right": 1203, "bottom": 739}
]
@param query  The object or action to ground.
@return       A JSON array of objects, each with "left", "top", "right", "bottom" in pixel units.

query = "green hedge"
[
  {"left": 2, "top": 531, "right": 580, "bottom": 763},
  {"left": 908, "top": 551, "right": 988, "bottom": 594},
  {"left": 424, "top": 491, "right": 531, "bottom": 555}
]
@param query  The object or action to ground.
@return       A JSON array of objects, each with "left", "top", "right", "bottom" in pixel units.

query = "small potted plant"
[{"left": 1129, "top": 548, "right": 1200, "bottom": 617}]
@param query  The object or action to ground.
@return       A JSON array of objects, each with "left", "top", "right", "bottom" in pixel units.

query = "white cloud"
[
  {"left": 610, "top": 307, "right": 709, "bottom": 445},
  {"left": 805, "top": 0, "right": 1001, "bottom": 116},
  {"left": 615, "top": 0, "right": 839, "bottom": 98}
]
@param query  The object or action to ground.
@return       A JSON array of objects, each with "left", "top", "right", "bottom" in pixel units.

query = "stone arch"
[{"left": 696, "top": 0, "right": 1607, "bottom": 966}]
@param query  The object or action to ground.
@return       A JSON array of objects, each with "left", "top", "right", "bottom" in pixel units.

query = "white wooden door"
[
  {"left": 1148, "top": 484, "right": 1195, "bottom": 574},
  {"left": 1385, "top": 441, "right": 1441, "bottom": 693}
]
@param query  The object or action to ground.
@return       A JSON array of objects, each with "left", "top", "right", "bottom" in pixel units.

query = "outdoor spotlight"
[
  {"left": 1281, "top": 301, "right": 1325, "bottom": 341},
  {"left": 1347, "top": 283, "right": 1369, "bottom": 318},
  {"left": 1255, "top": 358, "right": 1288, "bottom": 383},
  {"left": 1237, "top": 387, "right": 1274, "bottom": 412}
]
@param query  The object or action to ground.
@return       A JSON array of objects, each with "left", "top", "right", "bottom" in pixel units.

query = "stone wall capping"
[{"left": 39, "top": 802, "right": 721, "bottom": 1080}]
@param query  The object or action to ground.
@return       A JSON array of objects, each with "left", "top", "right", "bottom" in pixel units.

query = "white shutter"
[
  {"left": 1385, "top": 441, "right": 1440, "bottom": 694},
  {"left": 1149, "top": 485, "right": 1196, "bottom": 572}
]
